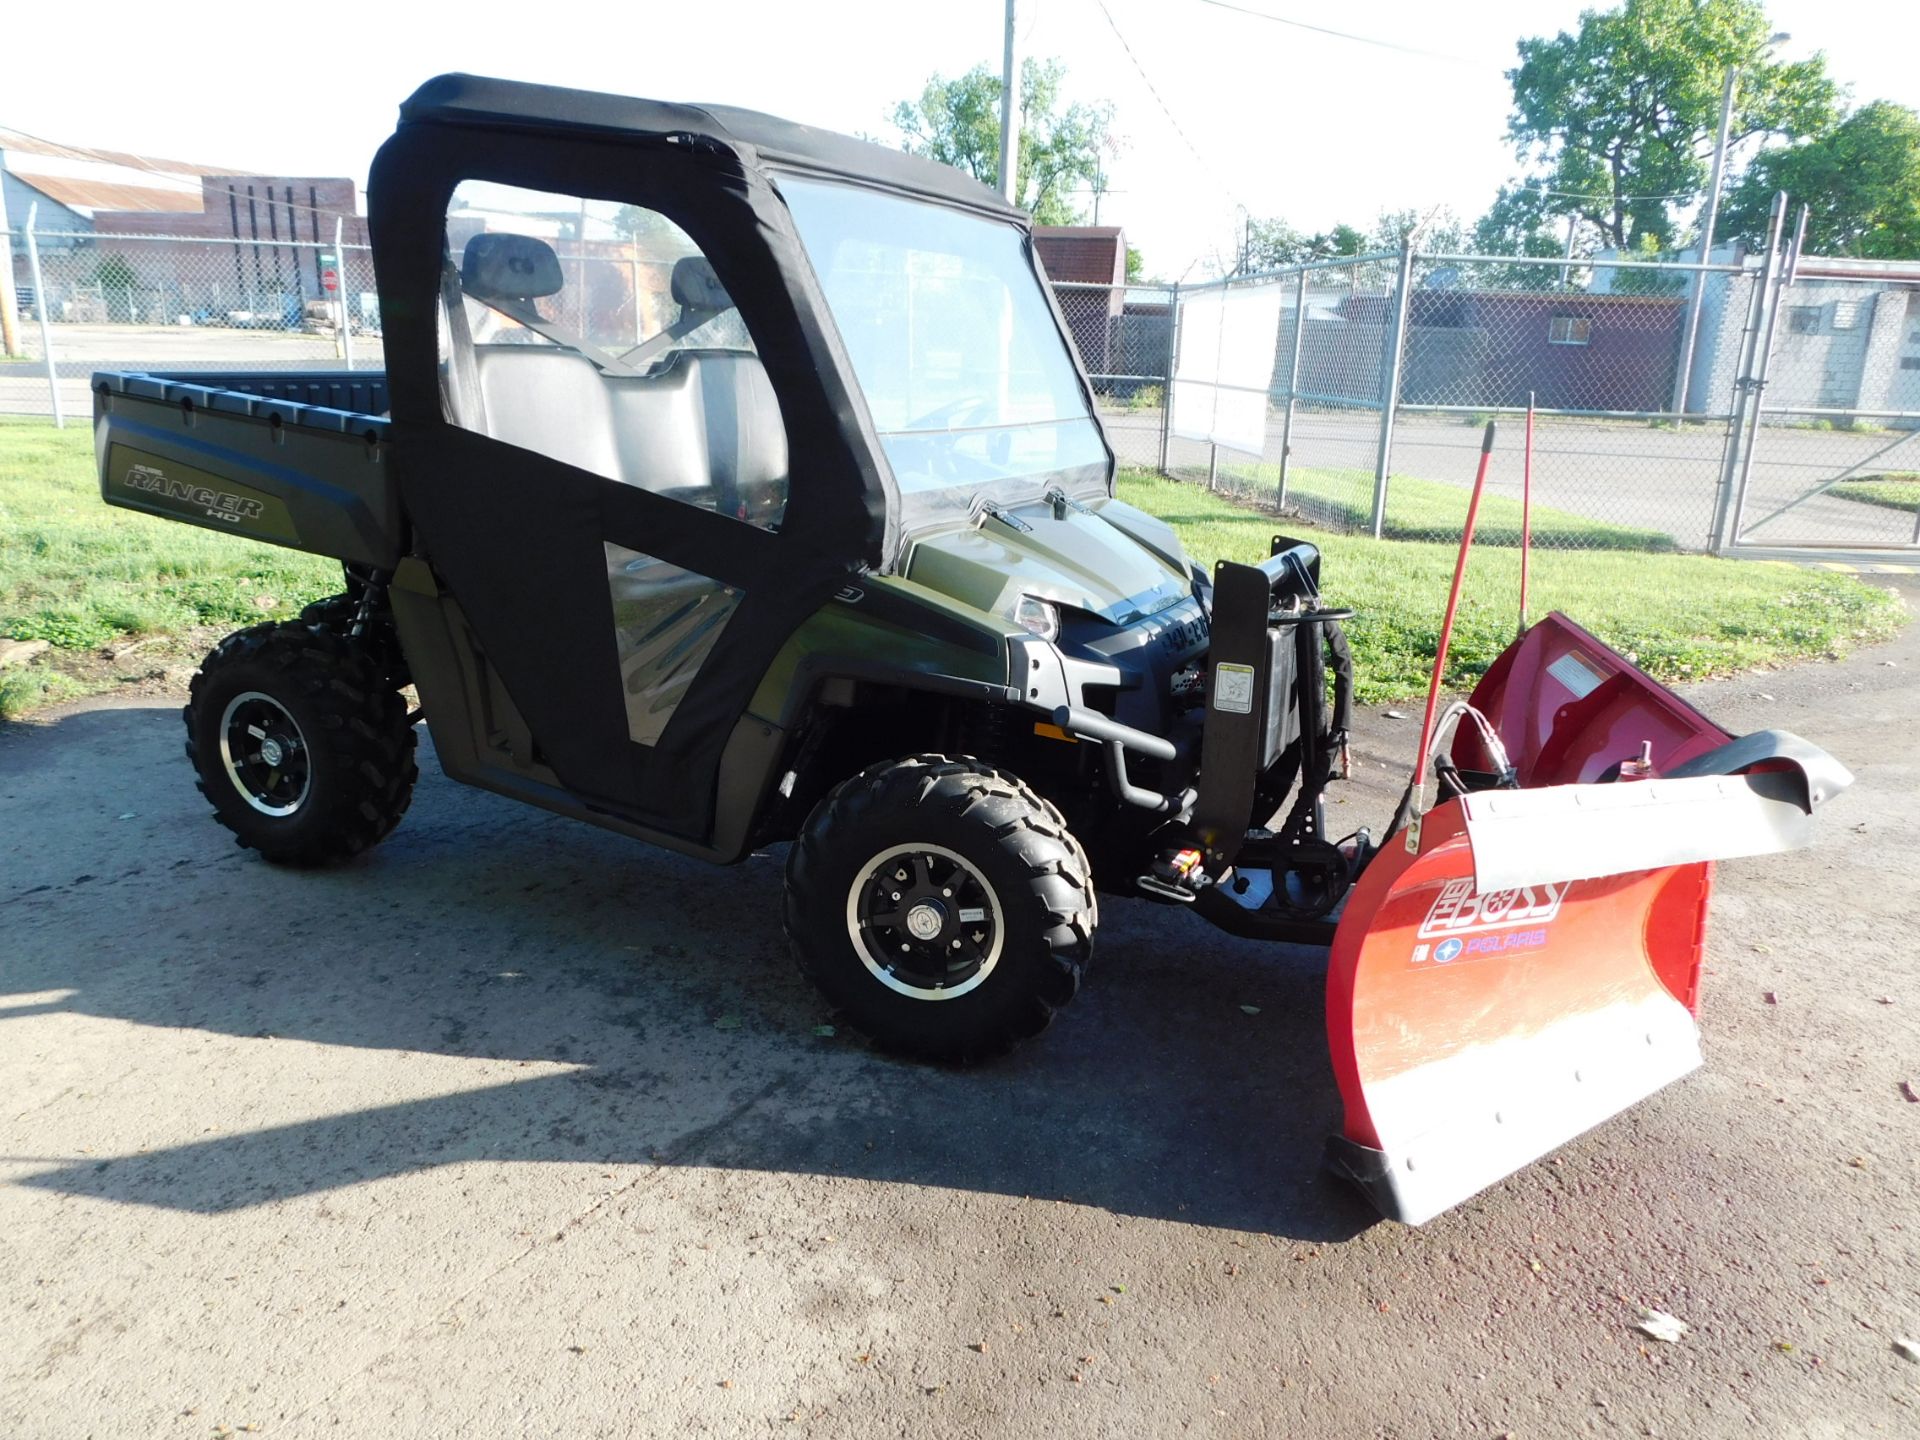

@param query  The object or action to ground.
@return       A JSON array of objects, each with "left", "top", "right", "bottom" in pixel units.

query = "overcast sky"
[{"left": 9, "top": 0, "right": 1916, "bottom": 275}]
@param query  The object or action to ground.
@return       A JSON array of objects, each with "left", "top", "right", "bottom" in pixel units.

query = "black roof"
[{"left": 399, "top": 73, "right": 1021, "bottom": 221}]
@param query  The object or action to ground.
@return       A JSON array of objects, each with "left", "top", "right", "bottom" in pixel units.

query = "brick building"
[{"left": 2, "top": 126, "right": 366, "bottom": 326}]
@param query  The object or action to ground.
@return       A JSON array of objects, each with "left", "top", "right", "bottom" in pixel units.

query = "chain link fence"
[
  {"left": 5, "top": 218, "right": 1916, "bottom": 557},
  {"left": 1047, "top": 242, "right": 1918, "bottom": 558},
  {"left": 2, "top": 227, "right": 380, "bottom": 422}
]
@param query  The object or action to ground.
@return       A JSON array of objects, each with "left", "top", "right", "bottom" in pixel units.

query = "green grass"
[
  {"left": 1830, "top": 473, "right": 1920, "bottom": 515},
  {"left": 0, "top": 417, "right": 337, "bottom": 718},
  {"left": 1207, "top": 461, "right": 1676, "bottom": 551},
  {"left": 0, "top": 418, "right": 1905, "bottom": 721},
  {"left": 1121, "top": 468, "right": 1905, "bottom": 703}
]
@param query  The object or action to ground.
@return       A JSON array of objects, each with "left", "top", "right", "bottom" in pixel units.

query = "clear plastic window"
[{"left": 440, "top": 182, "right": 786, "bottom": 529}]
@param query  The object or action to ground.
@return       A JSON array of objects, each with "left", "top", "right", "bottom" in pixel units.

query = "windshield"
[{"left": 779, "top": 178, "right": 1108, "bottom": 523}]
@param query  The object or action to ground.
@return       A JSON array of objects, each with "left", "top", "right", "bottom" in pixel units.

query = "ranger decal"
[{"left": 124, "top": 463, "right": 265, "bottom": 526}]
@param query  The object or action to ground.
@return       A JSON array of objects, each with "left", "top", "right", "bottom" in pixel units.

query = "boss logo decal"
[
  {"left": 1418, "top": 877, "right": 1569, "bottom": 938},
  {"left": 124, "top": 463, "right": 264, "bottom": 525}
]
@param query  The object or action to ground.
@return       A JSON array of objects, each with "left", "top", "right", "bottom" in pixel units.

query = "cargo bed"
[{"left": 92, "top": 369, "right": 401, "bottom": 569}]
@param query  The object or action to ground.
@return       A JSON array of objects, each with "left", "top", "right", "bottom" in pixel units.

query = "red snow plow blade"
[{"left": 1323, "top": 615, "right": 1852, "bottom": 1224}]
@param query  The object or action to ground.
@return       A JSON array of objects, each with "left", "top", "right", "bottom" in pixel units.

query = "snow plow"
[{"left": 89, "top": 73, "right": 1849, "bottom": 1225}]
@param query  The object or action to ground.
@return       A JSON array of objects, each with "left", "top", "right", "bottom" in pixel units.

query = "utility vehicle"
[{"left": 93, "top": 74, "right": 1849, "bottom": 1224}]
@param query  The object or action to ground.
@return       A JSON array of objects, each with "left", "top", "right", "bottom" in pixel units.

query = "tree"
[
  {"left": 1236, "top": 217, "right": 1367, "bottom": 273},
  {"left": 891, "top": 59, "right": 1115, "bottom": 225},
  {"left": 1368, "top": 207, "right": 1469, "bottom": 254},
  {"left": 1505, "top": 0, "right": 1836, "bottom": 250},
  {"left": 1721, "top": 101, "right": 1920, "bottom": 258},
  {"left": 1473, "top": 181, "right": 1572, "bottom": 260},
  {"left": 1125, "top": 246, "right": 1145, "bottom": 283}
]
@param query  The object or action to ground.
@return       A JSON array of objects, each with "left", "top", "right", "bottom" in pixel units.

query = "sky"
[{"left": 7, "top": 0, "right": 1916, "bottom": 277}]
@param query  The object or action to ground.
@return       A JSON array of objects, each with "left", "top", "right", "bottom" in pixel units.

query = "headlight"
[{"left": 1012, "top": 594, "right": 1060, "bottom": 642}]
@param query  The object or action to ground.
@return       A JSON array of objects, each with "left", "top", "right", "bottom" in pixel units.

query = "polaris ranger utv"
[{"left": 93, "top": 74, "right": 1850, "bottom": 1224}]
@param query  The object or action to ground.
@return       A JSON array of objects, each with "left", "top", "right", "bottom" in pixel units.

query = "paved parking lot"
[
  {"left": 3, "top": 586, "right": 1917, "bottom": 1437},
  {"left": 1108, "top": 409, "right": 1920, "bottom": 553}
]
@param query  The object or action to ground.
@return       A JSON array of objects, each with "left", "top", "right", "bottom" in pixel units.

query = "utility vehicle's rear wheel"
[
  {"left": 184, "top": 621, "right": 417, "bottom": 866},
  {"left": 785, "top": 755, "right": 1095, "bottom": 1062}
]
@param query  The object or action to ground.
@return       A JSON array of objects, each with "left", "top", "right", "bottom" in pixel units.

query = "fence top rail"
[
  {"left": 1178, "top": 251, "right": 1402, "bottom": 292},
  {"left": 1414, "top": 251, "right": 1749, "bottom": 276},
  {"left": 5, "top": 228, "right": 373, "bottom": 250},
  {"left": 1048, "top": 280, "right": 1175, "bottom": 293}
]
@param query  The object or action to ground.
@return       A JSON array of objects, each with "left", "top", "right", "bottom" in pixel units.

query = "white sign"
[{"left": 1170, "top": 283, "right": 1284, "bottom": 458}]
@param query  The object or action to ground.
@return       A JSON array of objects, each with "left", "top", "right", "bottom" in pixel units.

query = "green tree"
[
  {"left": 1506, "top": 0, "right": 1836, "bottom": 250},
  {"left": 1368, "top": 207, "right": 1469, "bottom": 254},
  {"left": 1721, "top": 101, "right": 1920, "bottom": 257},
  {"left": 1473, "top": 182, "right": 1571, "bottom": 260},
  {"left": 1125, "top": 246, "right": 1145, "bottom": 283},
  {"left": 1238, "top": 218, "right": 1367, "bottom": 272},
  {"left": 891, "top": 59, "right": 1115, "bottom": 225}
]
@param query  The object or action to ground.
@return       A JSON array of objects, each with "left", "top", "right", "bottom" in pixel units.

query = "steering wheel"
[
  {"left": 903, "top": 395, "right": 994, "bottom": 432},
  {"left": 901, "top": 396, "right": 1009, "bottom": 483}
]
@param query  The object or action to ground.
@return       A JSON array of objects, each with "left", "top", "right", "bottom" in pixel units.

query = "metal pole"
[
  {"left": 1724, "top": 192, "right": 1792, "bottom": 550},
  {"left": 1519, "top": 392, "right": 1534, "bottom": 635},
  {"left": 0, "top": 177, "right": 20, "bottom": 357},
  {"left": 336, "top": 218, "right": 355, "bottom": 372},
  {"left": 1370, "top": 240, "right": 1417, "bottom": 538},
  {"left": 1157, "top": 283, "right": 1179, "bottom": 474},
  {"left": 23, "top": 204, "right": 63, "bottom": 429},
  {"left": 997, "top": 0, "right": 1023, "bottom": 205},
  {"left": 1207, "top": 442, "right": 1219, "bottom": 491},
  {"left": 1277, "top": 264, "right": 1306, "bottom": 508},
  {"left": 1672, "top": 65, "right": 1739, "bottom": 414},
  {"left": 1560, "top": 214, "right": 1577, "bottom": 289}
]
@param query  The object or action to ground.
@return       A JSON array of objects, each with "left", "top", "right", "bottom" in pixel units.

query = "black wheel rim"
[
  {"left": 217, "top": 690, "right": 311, "bottom": 817},
  {"left": 846, "top": 844, "right": 1004, "bottom": 1001}
]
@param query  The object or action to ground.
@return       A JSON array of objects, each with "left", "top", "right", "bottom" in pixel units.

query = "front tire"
[
  {"left": 785, "top": 755, "right": 1096, "bottom": 1062},
  {"left": 184, "top": 621, "right": 417, "bottom": 866}
]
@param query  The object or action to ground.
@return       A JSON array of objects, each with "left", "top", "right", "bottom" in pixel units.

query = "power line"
[
  {"left": 1193, "top": 0, "right": 1484, "bottom": 66},
  {"left": 1091, "top": 0, "right": 1246, "bottom": 211}
]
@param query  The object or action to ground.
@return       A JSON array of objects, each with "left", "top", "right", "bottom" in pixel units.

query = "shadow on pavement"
[{"left": 3, "top": 703, "right": 1376, "bottom": 1243}]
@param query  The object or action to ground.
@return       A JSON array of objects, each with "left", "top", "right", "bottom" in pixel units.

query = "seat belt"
[
  {"left": 618, "top": 307, "right": 731, "bottom": 369},
  {"left": 441, "top": 262, "right": 488, "bottom": 433},
  {"left": 487, "top": 296, "right": 650, "bottom": 379}
]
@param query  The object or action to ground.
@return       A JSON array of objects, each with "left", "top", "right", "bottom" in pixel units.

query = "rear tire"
[
  {"left": 184, "top": 621, "right": 417, "bottom": 866},
  {"left": 784, "top": 755, "right": 1095, "bottom": 1063}
]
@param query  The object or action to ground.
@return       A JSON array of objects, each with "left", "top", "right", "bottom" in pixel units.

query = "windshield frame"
[{"left": 773, "top": 172, "right": 1114, "bottom": 536}]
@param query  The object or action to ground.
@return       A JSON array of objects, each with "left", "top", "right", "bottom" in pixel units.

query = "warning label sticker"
[{"left": 1213, "top": 663, "right": 1255, "bottom": 714}]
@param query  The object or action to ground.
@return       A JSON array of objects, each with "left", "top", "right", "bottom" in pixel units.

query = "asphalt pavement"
[{"left": 2, "top": 584, "right": 1917, "bottom": 1437}]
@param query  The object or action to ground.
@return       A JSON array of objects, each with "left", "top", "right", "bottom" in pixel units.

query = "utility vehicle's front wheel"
[
  {"left": 184, "top": 621, "right": 417, "bottom": 866},
  {"left": 785, "top": 756, "right": 1095, "bottom": 1062}
]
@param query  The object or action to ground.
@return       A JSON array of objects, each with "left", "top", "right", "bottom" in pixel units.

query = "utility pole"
[{"left": 998, "top": 0, "right": 1023, "bottom": 206}]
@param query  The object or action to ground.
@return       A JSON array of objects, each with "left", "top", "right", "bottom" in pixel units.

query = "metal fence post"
[
  {"left": 23, "top": 204, "right": 63, "bottom": 429},
  {"left": 1726, "top": 197, "right": 1801, "bottom": 549},
  {"left": 1710, "top": 192, "right": 1788, "bottom": 553},
  {"left": 1157, "top": 282, "right": 1179, "bottom": 475},
  {"left": 1276, "top": 264, "right": 1307, "bottom": 508},
  {"left": 1370, "top": 240, "right": 1416, "bottom": 538},
  {"left": 335, "top": 218, "right": 356, "bottom": 372},
  {"left": 0, "top": 179, "right": 21, "bottom": 358}
]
